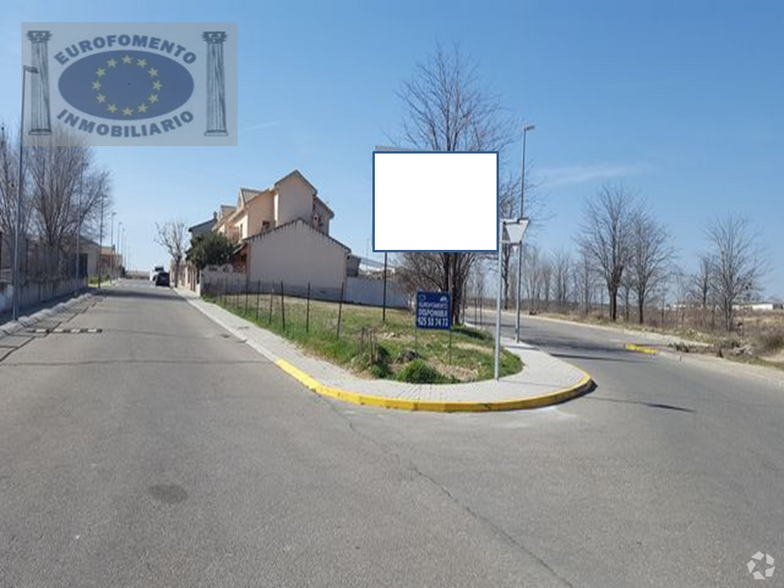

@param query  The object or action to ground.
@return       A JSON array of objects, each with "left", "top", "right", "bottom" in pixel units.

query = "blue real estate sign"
[{"left": 415, "top": 292, "right": 451, "bottom": 330}]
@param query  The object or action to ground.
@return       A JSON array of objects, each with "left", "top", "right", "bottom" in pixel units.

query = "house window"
[{"left": 262, "top": 221, "right": 271, "bottom": 231}]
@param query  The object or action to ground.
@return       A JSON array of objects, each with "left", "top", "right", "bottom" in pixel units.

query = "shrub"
[
  {"left": 370, "top": 345, "right": 393, "bottom": 378},
  {"left": 754, "top": 329, "right": 784, "bottom": 354},
  {"left": 396, "top": 359, "right": 450, "bottom": 384}
]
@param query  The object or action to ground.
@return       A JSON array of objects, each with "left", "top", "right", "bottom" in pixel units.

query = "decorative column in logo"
[
  {"left": 27, "top": 30, "right": 52, "bottom": 135},
  {"left": 203, "top": 31, "right": 227, "bottom": 136}
]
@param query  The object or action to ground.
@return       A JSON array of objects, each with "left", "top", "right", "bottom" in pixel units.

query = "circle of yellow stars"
[{"left": 92, "top": 55, "right": 163, "bottom": 116}]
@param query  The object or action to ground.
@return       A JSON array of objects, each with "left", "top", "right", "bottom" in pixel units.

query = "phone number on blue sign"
[{"left": 416, "top": 306, "right": 450, "bottom": 329}]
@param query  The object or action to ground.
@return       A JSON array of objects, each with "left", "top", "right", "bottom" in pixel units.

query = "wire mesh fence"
[
  {"left": 0, "top": 234, "right": 79, "bottom": 284},
  {"left": 211, "top": 279, "right": 350, "bottom": 340},
  {"left": 205, "top": 277, "right": 521, "bottom": 383}
]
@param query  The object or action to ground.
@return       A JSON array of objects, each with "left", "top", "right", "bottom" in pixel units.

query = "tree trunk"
[{"left": 609, "top": 288, "right": 618, "bottom": 321}]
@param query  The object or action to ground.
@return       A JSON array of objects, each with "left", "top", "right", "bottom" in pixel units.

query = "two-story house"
[{"left": 192, "top": 170, "right": 353, "bottom": 292}]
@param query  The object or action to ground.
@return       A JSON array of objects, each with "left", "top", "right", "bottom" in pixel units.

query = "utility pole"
[
  {"left": 12, "top": 65, "right": 38, "bottom": 321},
  {"left": 97, "top": 192, "right": 105, "bottom": 290},
  {"left": 515, "top": 124, "right": 535, "bottom": 343},
  {"left": 74, "top": 165, "right": 83, "bottom": 296},
  {"left": 117, "top": 222, "right": 123, "bottom": 277},
  {"left": 109, "top": 211, "right": 116, "bottom": 279}
]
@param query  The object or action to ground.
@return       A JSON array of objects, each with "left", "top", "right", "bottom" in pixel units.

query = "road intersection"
[{"left": 0, "top": 281, "right": 781, "bottom": 586}]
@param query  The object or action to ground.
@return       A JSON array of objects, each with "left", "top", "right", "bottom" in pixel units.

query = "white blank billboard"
[{"left": 373, "top": 152, "right": 498, "bottom": 252}]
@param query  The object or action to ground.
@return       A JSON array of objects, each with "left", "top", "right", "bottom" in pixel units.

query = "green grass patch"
[
  {"left": 88, "top": 275, "right": 113, "bottom": 287},
  {"left": 211, "top": 292, "right": 522, "bottom": 383}
]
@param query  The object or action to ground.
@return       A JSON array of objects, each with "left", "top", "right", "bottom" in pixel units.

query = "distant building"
[{"left": 738, "top": 301, "right": 784, "bottom": 312}]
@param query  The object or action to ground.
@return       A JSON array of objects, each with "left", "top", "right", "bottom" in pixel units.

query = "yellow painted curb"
[
  {"left": 625, "top": 343, "right": 659, "bottom": 355},
  {"left": 275, "top": 359, "right": 594, "bottom": 413}
]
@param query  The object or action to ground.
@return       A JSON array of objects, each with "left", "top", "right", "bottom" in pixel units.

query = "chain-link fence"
[
  {"left": 0, "top": 234, "right": 80, "bottom": 283},
  {"left": 203, "top": 277, "right": 518, "bottom": 383},
  {"left": 0, "top": 233, "right": 87, "bottom": 316}
]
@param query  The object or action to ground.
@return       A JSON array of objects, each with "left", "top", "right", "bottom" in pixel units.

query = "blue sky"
[{"left": 2, "top": 1, "right": 782, "bottom": 295}]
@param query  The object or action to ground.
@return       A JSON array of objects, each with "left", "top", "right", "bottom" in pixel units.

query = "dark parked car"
[{"left": 154, "top": 271, "right": 170, "bottom": 287}]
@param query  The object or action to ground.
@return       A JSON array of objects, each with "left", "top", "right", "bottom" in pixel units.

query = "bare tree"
[
  {"left": 0, "top": 123, "right": 27, "bottom": 273},
  {"left": 471, "top": 259, "right": 487, "bottom": 325},
  {"left": 497, "top": 174, "right": 521, "bottom": 309},
  {"left": 540, "top": 253, "right": 552, "bottom": 312},
  {"left": 522, "top": 244, "right": 543, "bottom": 312},
  {"left": 672, "top": 267, "right": 691, "bottom": 330},
  {"left": 706, "top": 214, "right": 767, "bottom": 332},
  {"left": 25, "top": 129, "right": 111, "bottom": 277},
  {"left": 394, "top": 43, "right": 516, "bottom": 324},
  {"left": 628, "top": 208, "right": 674, "bottom": 324},
  {"left": 621, "top": 272, "right": 633, "bottom": 322},
  {"left": 552, "top": 249, "right": 572, "bottom": 312},
  {"left": 690, "top": 252, "right": 715, "bottom": 328},
  {"left": 577, "top": 184, "right": 636, "bottom": 321},
  {"left": 573, "top": 247, "right": 596, "bottom": 315},
  {"left": 155, "top": 220, "right": 187, "bottom": 287}
]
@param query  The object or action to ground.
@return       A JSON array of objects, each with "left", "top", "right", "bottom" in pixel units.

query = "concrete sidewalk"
[
  {"left": 178, "top": 289, "right": 593, "bottom": 412},
  {"left": 0, "top": 292, "right": 98, "bottom": 340}
]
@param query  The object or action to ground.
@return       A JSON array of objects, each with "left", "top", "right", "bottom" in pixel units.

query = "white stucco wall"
[
  {"left": 274, "top": 175, "right": 314, "bottom": 226},
  {"left": 246, "top": 192, "right": 275, "bottom": 235},
  {"left": 248, "top": 221, "right": 348, "bottom": 289},
  {"left": 313, "top": 199, "right": 331, "bottom": 235}
]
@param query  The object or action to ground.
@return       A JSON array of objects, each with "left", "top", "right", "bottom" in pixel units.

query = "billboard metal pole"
[{"left": 494, "top": 219, "right": 504, "bottom": 380}]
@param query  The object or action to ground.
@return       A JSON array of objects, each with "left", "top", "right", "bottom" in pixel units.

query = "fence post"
[
  {"left": 268, "top": 283, "right": 274, "bottom": 324},
  {"left": 306, "top": 282, "right": 311, "bottom": 334},
  {"left": 255, "top": 280, "right": 261, "bottom": 321},
  {"left": 244, "top": 280, "right": 249, "bottom": 314},
  {"left": 336, "top": 282, "right": 345, "bottom": 339},
  {"left": 280, "top": 281, "right": 286, "bottom": 331}
]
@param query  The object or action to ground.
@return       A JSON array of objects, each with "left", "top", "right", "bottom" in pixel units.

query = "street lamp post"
[
  {"left": 74, "top": 166, "right": 84, "bottom": 296},
  {"left": 110, "top": 213, "right": 116, "bottom": 278},
  {"left": 515, "top": 124, "right": 535, "bottom": 343},
  {"left": 97, "top": 192, "right": 105, "bottom": 290},
  {"left": 117, "top": 222, "right": 123, "bottom": 277},
  {"left": 121, "top": 227, "right": 126, "bottom": 276},
  {"left": 11, "top": 65, "right": 38, "bottom": 321}
]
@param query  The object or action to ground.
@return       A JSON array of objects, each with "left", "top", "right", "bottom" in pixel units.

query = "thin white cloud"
[
  {"left": 239, "top": 120, "right": 281, "bottom": 134},
  {"left": 539, "top": 162, "right": 654, "bottom": 188}
]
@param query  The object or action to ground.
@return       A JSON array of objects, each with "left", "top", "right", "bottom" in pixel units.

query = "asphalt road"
[{"left": 1, "top": 281, "right": 782, "bottom": 587}]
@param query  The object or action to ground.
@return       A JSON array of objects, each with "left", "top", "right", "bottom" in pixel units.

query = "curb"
[
  {"left": 179, "top": 291, "right": 595, "bottom": 413},
  {"left": 520, "top": 312, "right": 706, "bottom": 349},
  {"left": 625, "top": 343, "right": 659, "bottom": 355},
  {"left": 275, "top": 358, "right": 594, "bottom": 413},
  {"left": 0, "top": 292, "right": 94, "bottom": 341}
]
